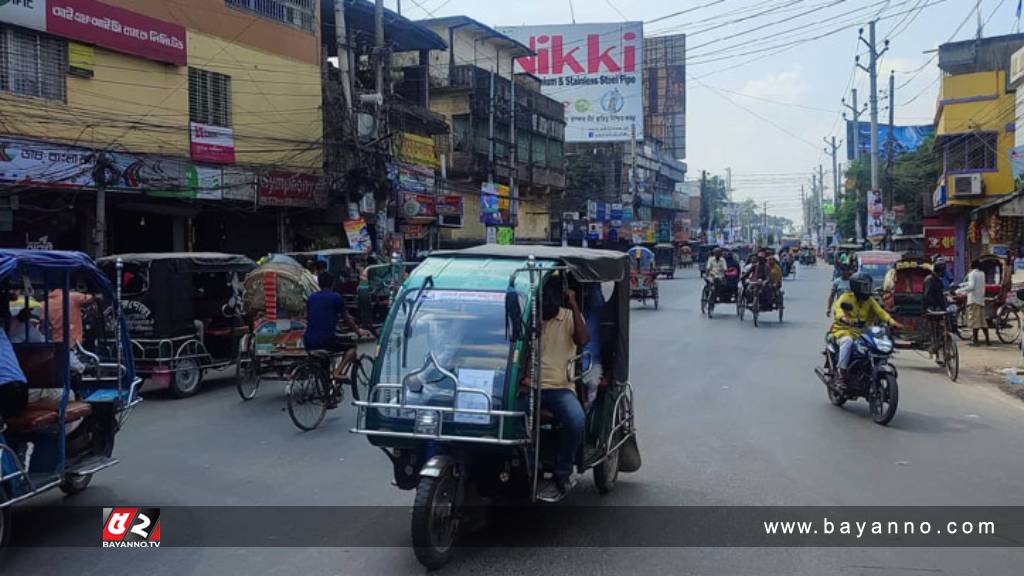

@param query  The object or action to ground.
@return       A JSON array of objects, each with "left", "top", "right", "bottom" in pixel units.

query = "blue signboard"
[{"left": 846, "top": 121, "right": 934, "bottom": 161}]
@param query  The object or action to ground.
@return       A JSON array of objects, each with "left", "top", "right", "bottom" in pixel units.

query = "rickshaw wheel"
[
  {"left": 170, "top": 358, "right": 203, "bottom": 398},
  {"left": 237, "top": 354, "right": 261, "bottom": 401},
  {"left": 996, "top": 308, "right": 1021, "bottom": 344},
  {"left": 287, "top": 364, "right": 328, "bottom": 432},
  {"left": 595, "top": 394, "right": 631, "bottom": 494},
  {"left": 412, "top": 470, "right": 459, "bottom": 570},
  {"left": 349, "top": 355, "right": 373, "bottom": 401},
  {"left": 945, "top": 333, "right": 960, "bottom": 382},
  {"left": 59, "top": 473, "right": 93, "bottom": 495}
]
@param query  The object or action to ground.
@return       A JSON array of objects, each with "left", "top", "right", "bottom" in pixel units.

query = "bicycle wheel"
[
  {"left": 997, "top": 308, "right": 1021, "bottom": 344},
  {"left": 956, "top": 307, "right": 971, "bottom": 340},
  {"left": 287, "top": 363, "right": 328, "bottom": 431},
  {"left": 350, "top": 354, "right": 374, "bottom": 402},
  {"left": 945, "top": 332, "right": 959, "bottom": 382},
  {"left": 752, "top": 296, "right": 760, "bottom": 328}
]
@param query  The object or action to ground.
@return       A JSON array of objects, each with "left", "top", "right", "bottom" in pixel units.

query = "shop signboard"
[
  {"left": 391, "top": 162, "right": 435, "bottom": 195},
  {"left": 924, "top": 227, "right": 955, "bottom": 259},
  {"left": 497, "top": 227, "right": 514, "bottom": 245},
  {"left": 401, "top": 224, "right": 429, "bottom": 240},
  {"left": 190, "top": 122, "right": 235, "bottom": 164},
  {"left": 500, "top": 22, "right": 644, "bottom": 143},
  {"left": 222, "top": 167, "right": 256, "bottom": 202},
  {"left": 401, "top": 192, "right": 436, "bottom": 219},
  {"left": 480, "top": 182, "right": 516, "bottom": 226},
  {"left": 436, "top": 194, "right": 464, "bottom": 228},
  {"left": 395, "top": 132, "right": 440, "bottom": 168},
  {"left": 1, "top": 0, "right": 188, "bottom": 66},
  {"left": 259, "top": 172, "right": 322, "bottom": 208},
  {"left": 1011, "top": 145, "right": 1024, "bottom": 190}
]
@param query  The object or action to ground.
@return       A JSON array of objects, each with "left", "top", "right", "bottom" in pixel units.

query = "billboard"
[
  {"left": 644, "top": 34, "right": 686, "bottom": 159},
  {"left": 846, "top": 121, "right": 934, "bottom": 161},
  {"left": 867, "top": 189, "right": 885, "bottom": 240},
  {"left": 500, "top": 22, "right": 644, "bottom": 143}
]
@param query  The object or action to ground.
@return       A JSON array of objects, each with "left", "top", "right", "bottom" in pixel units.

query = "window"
[
  {"left": 189, "top": 68, "right": 233, "bottom": 128},
  {"left": 226, "top": 0, "right": 316, "bottom": 33},
  {"left": 944, "top": 132, "right": 998, "bottom": 173},
  {"left": 0, "top": 26, "right": 66, "bottom": 102}
]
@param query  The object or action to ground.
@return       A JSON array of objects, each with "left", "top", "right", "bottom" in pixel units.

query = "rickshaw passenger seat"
[{"left": 5, "top": 400, "right": 92, "bottom": 433}]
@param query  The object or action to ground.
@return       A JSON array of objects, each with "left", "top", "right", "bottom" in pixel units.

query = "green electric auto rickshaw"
[{"left": 351, "top": 245, "right": 641, "bottom": 569}]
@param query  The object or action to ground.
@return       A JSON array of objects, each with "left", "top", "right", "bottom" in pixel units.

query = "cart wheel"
[
  {"left": 997, "top": 308, "right": 1021, "bottom": 344},
  {"left": 170, "top": 358, "right": 202, "bottom": 398},
  {"left": 412, "top": 468, "right": 460, "bottom": 570},
  {"left": 0, "top": 485, "right": 9, "bottom": 548},
  {"left": 59, "top": 473, "right": 93, "bottom": 495},
  {"left": 945, "top": 332, "right": 960, "bottom": 382}
]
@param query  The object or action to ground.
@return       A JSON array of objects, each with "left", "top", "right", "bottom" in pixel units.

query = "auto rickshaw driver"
[{"left": 522, "top": 275, "right": 590, "bottom": 503}]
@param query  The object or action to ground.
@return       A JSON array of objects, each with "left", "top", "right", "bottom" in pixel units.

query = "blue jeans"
[
  {"left": 521, "top": 389, "right": 586, "bottom": 478},
  {"left": 837, "top": 336, "right": 855, "bottom": 370}
]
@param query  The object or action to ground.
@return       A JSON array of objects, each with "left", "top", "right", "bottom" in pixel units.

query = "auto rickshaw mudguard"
[{"left": 420, "top": 455, "right": 454, "bottom": 478}]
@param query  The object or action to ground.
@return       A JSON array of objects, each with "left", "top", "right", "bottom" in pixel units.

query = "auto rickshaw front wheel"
[
  {"left": 170, "top": 358, "right": 203, "bottom": 398},
  {"left": 59, "top": 473, "right": 93, "bottom": 495},
  {"left": 412, "top": 470, "right": 459, "bottom": 570}
]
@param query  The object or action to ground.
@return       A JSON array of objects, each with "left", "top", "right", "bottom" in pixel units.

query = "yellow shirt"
[
  {"left": 830, "top": 292, "right": 894, "bottom": 340},
  {"left": 540, "top": 308, "right": 577, "bottom": 391}
]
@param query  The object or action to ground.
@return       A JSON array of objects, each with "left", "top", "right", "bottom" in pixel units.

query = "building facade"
[
  {"left": 0, "top": 0, "right": 326, "bottom": 256},
  {"left": 403, "top": 16, "right": 566, "bottom": 247},
  {"left": 930, "top": 35, "right": 1024, "bottom": 277},
  {"left": 643, "top": 34, "right": 686, "bottom": 161}
]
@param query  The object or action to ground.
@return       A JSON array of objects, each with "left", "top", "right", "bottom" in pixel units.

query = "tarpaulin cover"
[
  {"left": 244, "top": 261, "right": 318, "bottom": 317},
  {"left": 0, "top": 249, "right": 135, "bottom": 387}
]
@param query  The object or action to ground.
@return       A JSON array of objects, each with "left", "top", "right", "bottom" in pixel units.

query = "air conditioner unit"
[
  {"left": 951, "top": 173, "right": 983, "bottom": 197},
  {"left": 438, "top": 214, "right": 463, "bottom": 228}
]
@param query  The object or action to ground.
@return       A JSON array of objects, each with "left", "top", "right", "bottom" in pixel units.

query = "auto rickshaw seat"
[
  {"left": 14, "top": 344, "right": 69, "bottom": 389},
  {"left": 5, "top": 400, "right": 92, "bottom": 433}
]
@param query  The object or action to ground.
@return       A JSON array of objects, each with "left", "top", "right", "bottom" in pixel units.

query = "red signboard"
[
  {"left": 401, "top": 192, "right": 436, "bottom": 219},
  {"left": 48, "top": 0, "right": 187, "bottom": 66},
  {"left": 190, "top": 122, "right": 235, "bottom": 164},
  {"left": 258, "top": 173, "right": 322, "bottom": 208},
  {"left": 436, "top": 195, "right": 464, "bottom": 216},
  {"left": 925, "top": 226, "right": 956, "bottom": 259}
]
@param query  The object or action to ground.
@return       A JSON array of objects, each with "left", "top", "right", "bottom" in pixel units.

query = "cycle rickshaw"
[
  {"left": 953, "top": 253, "right": 1021, "bottom": 344},
  {"left": 628, "top": 246, "right": 659, "bottom": 309},
  {"left": 351, "top": 245, "right": 641, "bottom": 569}
]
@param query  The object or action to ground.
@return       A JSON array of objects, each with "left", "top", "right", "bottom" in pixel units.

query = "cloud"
[{"left": 739, "top": 65, "right": 809, "bottom": 103}]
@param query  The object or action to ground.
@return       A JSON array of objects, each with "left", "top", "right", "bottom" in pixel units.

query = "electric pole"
[
  {"left": 842, "top": 88, "right": 865, "bottom": 160},
  {"left": 886, "top": 69, "right": 896, "bottom": 248},
  {"left": 824, "top": 137, "right": 842, "bottom": 209},
  {"left": 700, "top": 170, "right": 708, "bottom": 241},
  {"left": 801, "top": 185, "right": 807, "bottom": 236},
  {"left": 857, "top": 21, "right": 888, "bottom": 195}
]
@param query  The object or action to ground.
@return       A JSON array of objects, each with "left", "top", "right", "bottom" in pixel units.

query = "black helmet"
[{"left": 849, "top": 272, "right": 873, "bottom": 300}]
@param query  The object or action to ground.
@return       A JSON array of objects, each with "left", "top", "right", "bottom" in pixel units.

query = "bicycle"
[
  {"left": 287, "top": 345, "right": 373, "bottom": 432},
  {"left": 925, "top": 308, "right": 960, "bottom": 382}
]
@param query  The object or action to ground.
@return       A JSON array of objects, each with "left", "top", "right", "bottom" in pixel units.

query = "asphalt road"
[{"left": 6, "top": 264, "right": 1024, "bottom": 575}]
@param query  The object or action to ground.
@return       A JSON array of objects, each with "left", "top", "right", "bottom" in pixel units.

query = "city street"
[{"left": 6, "top": 264, "right": 1024, "bottom": 575}]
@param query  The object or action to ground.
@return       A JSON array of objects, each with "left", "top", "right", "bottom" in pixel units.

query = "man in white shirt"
[{"left": 958, "top": 259, "right": 990, "bottom": 346}]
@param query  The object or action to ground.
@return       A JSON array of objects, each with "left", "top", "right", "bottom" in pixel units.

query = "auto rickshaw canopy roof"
[{"left": 434, "top": 244, "right": 629, "bottom": 283}]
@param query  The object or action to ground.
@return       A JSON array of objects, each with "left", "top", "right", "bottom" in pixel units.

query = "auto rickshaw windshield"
[{"left": 380, "top": 290, "right": 511, "bottom": 409}]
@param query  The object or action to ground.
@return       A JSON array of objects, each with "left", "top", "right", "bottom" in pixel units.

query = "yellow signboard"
[
  {"left": 68, "top": 42, "right": 95, "bottom": 78},
  {"left": 396, "top": 132, "right": 440, "bottom": 168}
]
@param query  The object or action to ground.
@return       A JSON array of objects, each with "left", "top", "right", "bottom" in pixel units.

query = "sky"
[{"left": 392, "top": 0, "right": 1022, "bottom": 225}]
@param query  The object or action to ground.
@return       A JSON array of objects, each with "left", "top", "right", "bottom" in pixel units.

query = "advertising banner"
[
  {"left": 344, "top": 219, "right": 372, "bottom": 253},
  {"left": 867, "top": 189, "right": 885, "bottom": 240},
  {"left": 1011, "top": 145, "right": 1024, "bottom": 189},
  {"left": 258, "top": 172, "right": 322, "bottom": 208},
  {"left": 0, "top": 0, "right": 188, "bottom": 66},
  {"left": 390, "top": 162, "right": 435, "bottom": 195},
  {"left": 435, "top": 195, "right": 463, "bottom": 216},
  {"left": 500, "top": 22, "right": 644, "bottom": 143},
  {"left": 480, "top": 182, "right": 516, "bottom": 226},
  {"left": 190, "top": 122, "right": 235, "bottom": 164},
  {"left": 189, "top": 166, "right": 223, "bottom": 200},
  {"left": 925, "top": 227, "right": 956, "bottom": 259},
  {"left": 846, "top": 121, "right": 934, "bottom": 161}
]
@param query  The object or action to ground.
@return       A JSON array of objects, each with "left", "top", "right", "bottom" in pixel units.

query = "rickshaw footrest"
[{"left": 66, "top": 455, "right": 119, "bottom": 476}]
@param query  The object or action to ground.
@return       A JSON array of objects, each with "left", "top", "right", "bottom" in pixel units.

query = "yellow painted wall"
[
  {"left": 936, "top": 70, "right": 1017, "bottom": 203},
  {"left": 517, "top": 197, "right": 550, "bottom": 240},
  {"left": 1, "top": 30, "right": 321, "bottom": 172}
]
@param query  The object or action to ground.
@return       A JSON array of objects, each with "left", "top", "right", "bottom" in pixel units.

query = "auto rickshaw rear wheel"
[
  {"left": 412, "top": 469, "right": 459, "bottom": 570},
  {"left": 59, "top": 473, "right": 93, "bottom": 495},
  {"left": 170, "top": 358, "right": 203, "bottom": 398}
]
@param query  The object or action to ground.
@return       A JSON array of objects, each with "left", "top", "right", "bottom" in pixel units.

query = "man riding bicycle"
[
  {"left": 923, "top": 258, "right": 951, "bottom": 361},
  {"left": 705, "top": 247, "right": 729, "bottom": 296},
  {"left": 305, "top": 273, "right": 372, "bottom": 403}
]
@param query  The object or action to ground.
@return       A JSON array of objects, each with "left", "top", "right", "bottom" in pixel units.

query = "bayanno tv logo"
[{"left": 102, "top": 508, "right": 161, "bottom": 548}]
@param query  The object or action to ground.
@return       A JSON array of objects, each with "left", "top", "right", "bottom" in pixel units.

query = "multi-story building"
[
  {"left": 397, "top": 16, "right": 566, "bottom": 246},
  {"left": 0, "top": 0, "right": 325, "bottom": 256},
  {"left": 930, "top": 34, "right": 1024, "bottom": 277},
  {"left": 644, "top": 34, "right": 686, "bottom": 161}
]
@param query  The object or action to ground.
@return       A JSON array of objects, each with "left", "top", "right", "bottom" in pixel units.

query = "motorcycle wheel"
[
  {"left": 412, "top": 469, "right": 460, "bottom": 570},
  {"left": 945, "top": 332, "right": 960, "bottom": 382},
  {"left": 996, "top": 308, "right": 1021, "bottom": 344},
  {"left": 869, "top": 373, "right": 899, "bottom": 426},
  {"left": 826, "top": 382, "right": 847, "bottom": 407}
]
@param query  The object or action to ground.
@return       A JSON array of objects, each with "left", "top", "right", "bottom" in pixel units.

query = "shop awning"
[{"left": 970, "top": 190, "right": 1024, "bottom": 217}]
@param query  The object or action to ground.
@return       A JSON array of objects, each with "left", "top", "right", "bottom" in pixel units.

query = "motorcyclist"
[{"left": 830, "top": 272, "right": 903, "bottom": 392}]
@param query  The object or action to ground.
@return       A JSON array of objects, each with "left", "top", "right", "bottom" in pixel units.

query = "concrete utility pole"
[
  {"left": 857, "top": 20, "right": 888, "bottom": 194},
  {"left": 509, "top": 57, "right": 517, "bottom": 241},
  {"left": 824, "top": 136, "right": 842, "bottom": 208},
  {"left": 334, "top": 0, "right": 353, "bottom": 119},
  {"left": 801, "top": 185, "right": 806, "bottom": 234},
  {"left": 700, "top": 170, "right": 708, "bottom": 239},
  {"left": 886, "top": 70, "right": 896, "bottom": 213},
  {"left": 842, "top": 88, "right": 864, "bottom": 160}
]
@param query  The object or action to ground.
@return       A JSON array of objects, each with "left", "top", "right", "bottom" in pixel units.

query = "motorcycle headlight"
[{"left": 875, "top": 338, "right": 893, "bottom": 353}]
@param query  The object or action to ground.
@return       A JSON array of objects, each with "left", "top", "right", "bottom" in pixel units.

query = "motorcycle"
[{"left": 814, "top": 312, "right": 899, "bottom": 426}]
